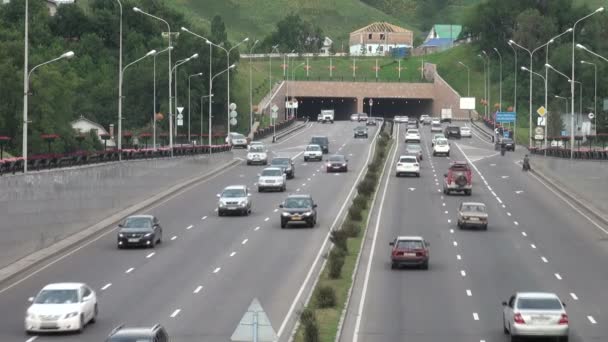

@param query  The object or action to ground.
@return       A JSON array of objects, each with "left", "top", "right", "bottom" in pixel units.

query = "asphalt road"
[
  {"left": 341, "top": 121, "right": 608, "bottom": 342},
  {"left": 0, "top": 121, "right": 379, "bottom": 342}
]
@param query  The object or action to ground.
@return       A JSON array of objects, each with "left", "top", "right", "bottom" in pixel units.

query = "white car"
[
  {"left": 246, "top": 145, "right": 268, "bottom": 165},
  {"left": 303, "top": 144, "right": 323, "bottom": 161},
  {"left": 405, "top": 129, "right": 421, "bottom": 143},
  {"left": 431, "top": 122, "right": 442, "bottom": 132},
  {"left": 25, "top": 283, "right": 98, "bottom": 334},
  {"left": 433, "top": 138, "right": 450, "bottom": 156},
  {"left": 247, "top": 141, "right": 264, "bottom": 151},
  {"left": 257, "top": 167, "right": 286, "bottom": 192},
  {"left": 217, "top": 185, "right": 252, "bottom": 216},
  {"left": 502, "top": 292, "right": 569, "bottom": 341},
  {"left": 460, "top": 126, "right": 472, "bottom": 138},
  {"left": 431, "top": 133, "right": 446, "bottom": 147},
  {"left": 431, "top": 118, "right": 440, "bottom": 125},
  {"left": 395, "top": 155, "right": 420, "bottom": 177},
  {"left": 226, "top": 132, "right": 248, "bottom": 148}
]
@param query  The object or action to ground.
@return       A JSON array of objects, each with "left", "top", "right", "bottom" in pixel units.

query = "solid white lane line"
[
  {"left": 171, "top": 235, "right": 177, "bottom": 240},
  {"left": 588, "top": 316, "right": 597, "bottom": 324},
  {"left": 26, "top": 336, "right": 37, "bottom": 342},
  {"left": 530, "top": 244, "right": 536, "bottom": 249},
  {"left": 453, "top": 241, "right": 458, "bottom": 246},
  {"left": 496, "top": 197, "right": 503, "bottom": 204},
  {"left": 488, "top": 186, "right": 493, "bottom": 191},
  {"left": 473, "top": 312, "right": 479, "bottom": 321},
  {"left": 541, "top": 257, "right": 548, "bottom": 263},
  {"left": 101, "top": 283, "right": 112, "bottom": 291},
  {"left": 507, "top": 212, "right": 512, "bottom": 216},
  {"left": 570, "top": 293, "right": 579, "bottom": 300},
  {"left": 457, "top": 254, "right": 462, "bottom": 260},
  {"left": 264, "top": 217, "right": 270, "bottom": 222},
  {"left": 242, "top": 239, "right": 248, "bottom": 245},
  {"left": 522, "top": 232, "right": 527, "bottom": 237},
  {"left": 502, "top": 204, "right": 506, "bottom": 208},
  {"left": 466, "top": 289, "right": 472, "bottom": 296},
  {"left": 170, "top": 309, "right": 181, "bottom": 318},
  {"left": 201, "top": 216, "right": 207, "bottom": 220},
  {"left": 555, "top": 273, "right": 562, "bottom": 280},
  {"left": 194, "top": 286, "right": 203, "bottom": 294},
  {"left": 254, "top": 226, "right": 261, "bottom": 231},
  {"left": 125, "top": 267, "right": 134, "bottom": 274},
  {"left": 186, "top": 225, "right": 193, "bottom": 230},
  {"left": 213, "top": 267, "right": 221, "bottom": 273},
  {"left": 514, "top": 221, "right": 519, "bottom": 226},
  {"left": 230, "top": 252, "right": 236, "bottom": 257},
  {"left": 461, "top": 270, "right": 467, "bottom": 277},
  {"left": 146, "top": 252, "right": 155, "bottom": 259}
]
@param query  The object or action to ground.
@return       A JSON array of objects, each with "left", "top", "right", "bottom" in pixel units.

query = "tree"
[
  {"left": 211, "top": 15, "right": 227, "bottom": 44},
  {"left": 512, "top": 9, "right": 557, "bottom": 51},
  {"left": 262, "top": 14, "right": 324, "bottom": 53}
]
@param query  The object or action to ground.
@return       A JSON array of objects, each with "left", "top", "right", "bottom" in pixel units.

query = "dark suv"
[
  {"left": 496, "top": 138, "right": 515, "bottom": 151},
  {"left": 279, "top": 194, "right": 318, "bottom": 228},
  {"left": 270, "top": 157, "right": 295, "bottom": 179},
  {"left": 117, "top": 215, "right": 163, "bottom": 249},
  {"left": 106, "top": 324, "right": 169, "bottom": 342},
  {"left": 354, "top": 126, "right": 368, "bottom": 138},
  {"left": 310, "top": 136, "right": 329, "bottom": 154},
  {"left": 445, "top": 125, "right": 461, "bottom": 139}
]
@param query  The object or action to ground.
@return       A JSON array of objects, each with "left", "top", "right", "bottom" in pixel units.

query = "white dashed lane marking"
[
  {"left": 514, "top": 221, "right": 519, "bottom": 226},
  {"left": 101, "top": 283, "right": 112, "bottom": 291},
  {"left": 588, "top": 316, "right": 597, "bottom": 324},
  {"left": 570, "top": 293, "right": 578, "bottom": 300},
  {"left": 457, "top": 254, "right": 462, "bottom": 260},
  {"left": 242, "top": 239, "right": 248, "bottom": 245},
  {"left": 194, "top": 286, "right": 203, "bottom": 294},
  {"left": 449, "top": 229, "right": 454, "bottom": 234},
  {"left": 201, "top": 216, "right": 207, "bottom": 220},
  {"left": 186, "top": 225, "right": 193, "bottom": 230},
  {"left": 230, "top": 251, "right": 236, "bottom": 257},
  {"left": 254, "top": 226, "right": 261, "bottom": 231},
  {"left": 213, "top": 267, "right": 221, "bottom": 273},
  {"left": 146, "top": 252, "right": 155, "bottom": 259},
  {"left": 473, "top": 312, "right": 479, "bottom": 321},
  {"left": 466, "top": 289, "right": 472, "bottom": 296},
  {"left": 541, "top": 257, "right": 548, "bottom": 263},
  {"left": 554, "top": 273, "right": 562, "bottom": 280},
  {"left": 170, "top": 309, "right": 181, "bottom": 318},
  {"left": 460, "top": 270, "right": 467, "bottom": 277},
  {"left": 447, "top": 219, "right": 452, "bottom": 223},
  {"left": 125, "top": 267, "right": 134, "bottom": 274},
  {"left": 453, "top": 241, "right": 458, "bottom": 246},
  {"left": 521, "top": 232, "right": 527, "bottom": 237},
  {"left": 264, "top": 217, "right": 270, "bottom": 222},
  {"left": 171, "top": 236, "right": 177, "bottom": 241},
  {"left": 530, "top": 244, "right": 536, "bottom": 249},
  {"left": 507, "top": 212, "right": 512, "bottom": 216},
  {"left": 26, "top": 336, "right": 37, "bottom": 342}
]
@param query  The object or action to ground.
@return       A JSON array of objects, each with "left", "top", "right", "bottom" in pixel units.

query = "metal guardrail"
[
  {"left": 470, "top": 119, "right": 493, "bottom": 139},
  {"left": 274, "top": 119, "right": 310, "bottom": 142}
]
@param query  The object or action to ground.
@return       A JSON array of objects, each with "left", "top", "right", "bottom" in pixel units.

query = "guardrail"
[
  {"left": 469, "top": 119, "right": 494, "bottom": 140},
  {"left": 252, "top": 117, "right": 299, "bottom": 141},
  {"left": 274, "top": 118, "right": 310, "bottom": 142},
  {"left": 0, "top": 144, "right": 232, "bottom": 176}
]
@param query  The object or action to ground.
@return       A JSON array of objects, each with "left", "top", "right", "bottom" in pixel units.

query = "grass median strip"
[{"left": 294, "top": 124, "right": 394, "bottom": 342}]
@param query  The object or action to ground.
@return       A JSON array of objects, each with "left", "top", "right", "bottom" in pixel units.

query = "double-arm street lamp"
[
  {"left": 578, "top": 44, "right": 607, "bottom": 135},
  {"left": 507, "top": 42, "right": 518, "bottom": 115},
  {"left": 209, "top": 64, "right": 236, "bottom": 148},
  {"left": 188, "top": 72, "right": 204, "bottom": 143},
  {"left": 457, "top": 61, "right": 470, "bottom": 96},
  {"left": 22, "top": 51, "right": 75, "bottom": 173},
  {"left": 153, "top": 46, "right": 173, "bottom": 150},
  {"left": 118, "top": 49, "right": 157, "bottom": 154},
  {"left": 172, "top": 53, "right": 199, "bottom": 142},
  {"left": 206, "top": 37, "right": 249, "bottom": 136},
  {"left": 493, "top": 48, "right": 503, "bottom": 111},
  {"left": 546, "top": 63, "right": 576, "bottom": 156},
  {"left": 477, "top": 54, "right": 488, "bottom": 118},
  {"left": 521, "top": 66, "right": 548, "bottom": 153},
  {"left": 249, "top": 40, "right": 260, "bottom": 133}
]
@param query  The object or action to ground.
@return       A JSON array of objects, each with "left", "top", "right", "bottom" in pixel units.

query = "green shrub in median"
[
  {"left": 328, "top": 249, "right": 346, "bottom": 279},
  {"left": 300, "top": 308, "right": 320, "bottom": 342},
  {"left": 330, "top": 229, "right": 349, "bottom": 252},
  {"left": 342, "top": 219, "right": 361, "bottom": 238},
  {"left": 357, "top": 178, "right": 375, "bottom": 196},
  {"left": 353, "top": 194, "right": 369, "bottom": 211},
  {"left": 348, "top": 206, "right": 363, "bottom": 221},
  {"left": 316, "top": 285, "right": 337, "bottom": 308}
]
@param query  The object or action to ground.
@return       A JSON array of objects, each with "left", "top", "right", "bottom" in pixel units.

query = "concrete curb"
[
  {"left": 530, "top": 164, "right": 608, "bottom": 227},
  {"left": 0, "top": 157, "right": 240, "bottom": 286}
]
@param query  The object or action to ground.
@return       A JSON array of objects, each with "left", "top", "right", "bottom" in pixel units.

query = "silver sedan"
[{"left": 502, "top": 292, "right": 569, "bottom": 341}]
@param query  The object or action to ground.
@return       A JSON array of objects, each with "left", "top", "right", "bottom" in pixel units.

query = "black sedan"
[
  {"left": 270, "top": 157, "right": 295, "bottom": 179},
  {"left": 354, "top": 126, "right": 369, "bottom": 138},
  {"left": 117, "top": 215, "right": 163, "bottom": 248},
  {"left": 326, "top": 154, "right": 348, "bottom": 172},
  {"left": 279, "top": 194, "right": 317, "bottom": 228},
  {"left": 497, "top": 138, "right": 515, "bottom": 151}
]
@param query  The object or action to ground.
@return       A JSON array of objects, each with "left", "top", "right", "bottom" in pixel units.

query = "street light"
[
  {"left": 570, "top": 80, "right": 583, "bottom": 133},
  {"left": 507, "top": 42, "right": 517, "bottom": 116},
  {"left": 22, "top": 51, "right": 75, "bottom": 172},
  {"left": 581, "top": 60, "right": 597, "bottom": 135},
  {"left": 152, "top": 46, "right": 173, "bottom": 150},
  {"left": 571, "top": 7, "right": 604, "bottom": 159},
  {"left": 291, "top": 62, "right": 306, "bottom": 118},
  {"left": 200, "top": 94, "right": 213, "bottom": 144},
  {"left": 457, "top": 61, "right": 470, "bottom": 96},
  {"left": 269, "top": 44, "right": 279, "bottom": 101},
  {"left": 521, "top": 66, "right": 548, "bottom": 153},
  {"left": 555, "top": 95, "right": 570, "bottom": 128},
  {"left": 172, "top": 53, "right": 199, "bottom": 142},
  {"left": 188, "top": 72, "right": 203, "bottom": 143},
  {"left": 118, "top": 49, "right": 156, "bottom": 153},
  {"left": 493, "top": 48, "right": 503, "bottom": 111},
  {"left": 546, "top": 63, "right": 576, "bottom": 154},
  {"left": 133, "top": 7, "right": 173, "bottom": 156},
  {"left": 477, "top": 54, "right": 488, "bottom": 118},
  {"left": 206, "top": 37, "right": 249, "bottom": 135},
  {"left": 248, "top": 39, "right": 260, "bottom": 133},
  {"left": 209, "top": 64, "right": 236, "bottom": 148},
  {"left": 482, "top": 50, "right": 490, "bottom": 122}
]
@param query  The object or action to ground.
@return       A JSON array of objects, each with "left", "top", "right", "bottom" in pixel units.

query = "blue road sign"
[
  {"left": 503, "top": 131, "right": 510, "bottom": 138},
  {"left": 496, "top": 112, "right": 516, "bottom": 123},
  {"left": 561, "top": 130, "right": 567, "bottom": 136}
]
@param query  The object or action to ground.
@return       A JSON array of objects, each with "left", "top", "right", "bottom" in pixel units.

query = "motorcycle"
[
  {"left": 522, "top": 157, "right": 531, "bottom": 171},
  {"left": 500, "top": 145, "right": 506, "bottom": 156}
]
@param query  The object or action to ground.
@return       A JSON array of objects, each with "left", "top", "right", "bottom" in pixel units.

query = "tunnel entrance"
[
  {"left": 363, "top": 98, "right": 433, "bottom": 120},
  {"left": 291, "top": 97, "right": 357, "bottom": 121}
]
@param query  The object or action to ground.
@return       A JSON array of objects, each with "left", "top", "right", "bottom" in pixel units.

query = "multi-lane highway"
[
  {"left": 342, "top": 121, "right": 608, "bottom": 342},
  {"left": 0, "top": 121, "right": 378, "bottom": 342}
]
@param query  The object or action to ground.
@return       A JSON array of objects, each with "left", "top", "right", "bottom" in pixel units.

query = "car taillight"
[
  {"left": 558, "top": 314, "right": 569, "bottom": 325},
  {"left": 513, "top": 313, "right": 525, "bottom": 324},
  {"left": 447, "top": 171, "right": 453, "bottom": 184},
  {"left": 397, "top": 163, "right": 403, "bottom": 167},
  {"left": 413, "top": 163, "right": 419, "bottom": 167},
  {"left": 466, "top": 170, "right": 472, "bottom": 183}
]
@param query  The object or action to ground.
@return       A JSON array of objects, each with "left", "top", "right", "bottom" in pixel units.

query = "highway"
[
  {"left": 0, "top": 121, "right": 378, "bottom": 342},
  {"left": 342, "top": 121, "right": 608, "bottom": 342}
]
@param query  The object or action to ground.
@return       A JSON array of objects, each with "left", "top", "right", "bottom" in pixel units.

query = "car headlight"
[
  {"left": 303, "top": 211, "right": 313, "bottom": 216},
  {"left": 64, "top": 312, "right": 79, "bottom": 319},
  {"left": 342, "top": 163, "right": 347, "bottom": 166},
  {"left": 219, "top": 202, "right": 225, "bottom": 207},
  {"left": 239, "top": 201, "right": 247, "bottom": 206},
  {"left": 26, "top": 312, "right": 37, "bottom": 320},
  {"left": 118, "top": 233, "right": 124, "bottom": 238},
  {"left": 144, "top": 233, "right": 152, "bottom": 237},
  {"left": 282, "top": 212, "right": 291, "bottom": 217}
]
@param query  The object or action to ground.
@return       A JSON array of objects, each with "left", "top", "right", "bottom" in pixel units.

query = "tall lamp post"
[
  {"left": 200, "top": 94, "right": 213, "bottom": 143},
  {"left": 481, "top": 50, "right": 491, "bottom": 123},
  {"left": 152, "top": 46, "right": 173, "bottom": 150},
  {"left": 291, "top": 63, "right": 306, "bottom": 118},
  {"left": 22, "top": 51, "right": 75, "bottom": 173},
  {"left": 571, "top": 7, "right": 604, "bottom": 159},
  {"left": 188, "top": 72, "right": 203, "bottom": 143},
  {"left": 209, "top": 64, "right": 236, "bottom": 148},
  {"left": 119, "top": 49, "right": 156, "bottom": 153},
  {"left": 507, "top": 42, "right": 517, "bottom": 114},
  {"left": 570, "top": 80, "right": 583, "bottom": 132},
  {"left": 546, "top": 63, "right": 575, "bottom": 155},
  {"left": 578, "top": 44, "right": 608, "bottom": 133},
  {"left": 248, "top": 40, "right": 260, "bottom": 133},
  {"left": 133, "top": 7, "right": 173, "bottom": 156},
  {"left": 493, "top": 48, "right": 503, "bottom": 111},
  {"left": 521, "top": 66, "right": 547, "bottom": 153},
  {"left": 477, "top": 54, "right": 488, "bottom": 119},
  {"left": 457, "top": 61, "right": 470, "bottom": 96},
  {"left": 555, "top": 95, "right": 570, "bottom": 128},
  {"left": 269, "top": 45, "right": 279, "bottom": 101},
  {"left": 172, "top": 53, "right": 199, "bottom": 143},
  {"left": 206, "top": 37, "right": 249, "bottom": 136}
]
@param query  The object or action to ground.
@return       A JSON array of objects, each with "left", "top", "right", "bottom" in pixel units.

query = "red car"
[{"left": 389, "top": 236, "right": 429, "bottom": 270}]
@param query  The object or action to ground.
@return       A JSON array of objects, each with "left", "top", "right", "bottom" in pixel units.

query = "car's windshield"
[
  {"left": 306, "top": 145, "right": 321, "bottom": 151},
  {"left": 502, "top": 139, "right": 513, "bottom": 143},
  {"left": 517, "top": 298, "right": 562, "bottom": 310},
  {"left": 35, "top": 289, "right": 79, "bottom": 304},
  {"left": 271, "top": 158, "right": 290, "bottom": 165},
  {"left": 124, "top": 217, "right": 152, "bottom": 229},
  {"left": 396, "top": 240, "right": 423, "bottom": 249},
  {"left": 355, "top": 126, "right": 367, "bottom": 131},
  {"left": 222, "top": 189, "right": 246, "bottom": 198},
  {"left": 232, "top": 133, "right": 245, "bottom": 139},
  {"left": 436, "top": 139, "right": 448, "bottom": 145},
  {"left": 434, "top": 135, "right": 445, "bottom": 140},
  {"left": 461, "top": 127, "right": 471, "bottom": 131},
  {"left": 249, "top": 146, "right": 265, "bottom": 152},
  {"left": 329, "top": 155, "right": 345, "bottom": 162},
  {"left": 399, "top": 157, "right": 417, "bottom": 163},
  {"left": 311, "top": 138, "right": 327, "bottom": 144},
  {"left": 407, "top": 144, "right": 421, "bottom": 151},
  {"left": 462, "top": 204, "right": 486, "bottom": 212},
  {"left": 284, "top": 198, "right": 312, "bottom": 208},
  {"left": 261, "top": 169, "right": 282, "bottom": 177},
  {"left": 109, "top": 337, "right": 153, "bottom": 342}
]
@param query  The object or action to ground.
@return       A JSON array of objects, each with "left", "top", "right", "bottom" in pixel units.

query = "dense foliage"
[{"left": 260, "top": 14, "right": 324, "bottom": 53}]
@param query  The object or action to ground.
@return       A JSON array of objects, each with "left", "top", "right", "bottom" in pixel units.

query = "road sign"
[
  {"left": 561, "top": 130, "right": 567, "bottom": 136},
  {"left": 496, "top": 112, "right": 516, "bottom": 123},
  {"left": 177, "top": 106, "right": 184, "bottom": 114},
  {"left": 177, "top": 119, "right": 183, "bottom": 126},
  {"left": 589, "top": 112, "right": 595, "bottom": 119},
  {"left": 230, "top": 110, "right": 238, "bottom": 118},
  {"left": 229, "top": 103, "right": 237, "bottom": 111},
  {"left": 271, "top": 104, "right": 278, "bottom": 112},
  {"left": 369, "top": 99, "right": 373, "bottom": 106},
  {"left": 177, "top": 113, "right": 184, "bottom": 120},
  {"left": 271, "top": 104, "right": 278, "bottom": 119},
  {"left": 536, "top": 106, "right": 547, "bottom": 117},
  {"left": 537, "top": 116, "right": 546, "bottom": 126},
  {"left": 231, "top": 298, "right": 277, "bottom": 342},
  {"left": 230, "top": 118, "right": 238, "bottom": 126},
  {"left": 534, "top": 126, "right": 544, "bottom": 140}
]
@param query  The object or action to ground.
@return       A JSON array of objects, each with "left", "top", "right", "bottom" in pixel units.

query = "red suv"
[
  {"left": 389, "top": 236, "right": 429, "bottom": 270},
  {"left": 443, "top": 161, "right": 473, "bottom": 195}
]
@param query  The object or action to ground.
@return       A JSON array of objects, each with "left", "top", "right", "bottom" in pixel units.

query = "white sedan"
[
  {"left": 303, "top": 144, "right": 323, "bottom": 161},
  {"left": 460, "top": 126, "right": 472, "bottom": 138},
  {"left": 405, "top": 129, "right": 421, "bottom": 143},
  {"left": 246, "top": 145, "right": 268, "bottom": 165},
  {"left": 395, "top": 155, "right": 420, "bottom": 177},
  {"left": 25, "top": 283, "right": 98, "bottom": 334}
]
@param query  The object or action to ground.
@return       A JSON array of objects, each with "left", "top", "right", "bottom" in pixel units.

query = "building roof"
[
  {"left": 71, "top": 115, "right": 106, "bottom": 131},
  {"left": 433, "top": 24, "right": 462, "bottom": 40},
  {"left": 420, "top": 38, "right": 453, "bottom": 48},
  {"left": 352, "top": 22, "right": 410, "bottom": 34}
]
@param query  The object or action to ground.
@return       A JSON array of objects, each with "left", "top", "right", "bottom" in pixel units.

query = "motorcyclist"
[
  {"left": 523, "top": 154, "right": 531, "bottom": 171},
  {"left": 500, "top": 141, "right": 506, "bottom": 156}
]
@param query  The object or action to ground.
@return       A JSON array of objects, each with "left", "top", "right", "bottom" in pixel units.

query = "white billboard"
[{"left": 460, "top": 97, "right": 476, "bottom": 110}]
